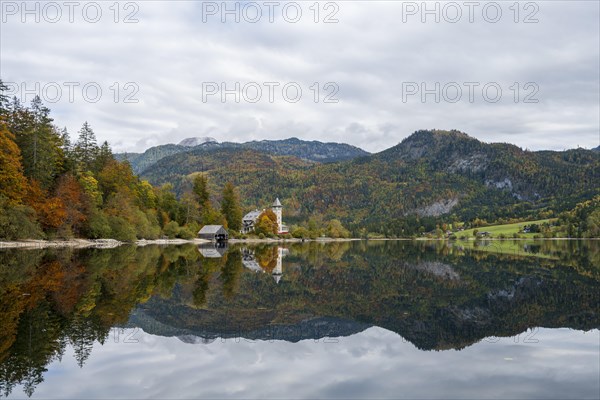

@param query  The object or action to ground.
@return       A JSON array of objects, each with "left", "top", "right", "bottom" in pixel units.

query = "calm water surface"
[{"left": 1, "top": 240, "right": 598, "bottom": 399}]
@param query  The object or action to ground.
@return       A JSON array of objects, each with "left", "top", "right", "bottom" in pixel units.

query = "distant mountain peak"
[
  {"left": 379, "top": 129, "right": 482, "bottom": 161},
  {"left": 178, "top": 137, "right": 218, "bottom": 147},
  {"left": 404, "top": 129, "right": 474, "bottom": 143}
]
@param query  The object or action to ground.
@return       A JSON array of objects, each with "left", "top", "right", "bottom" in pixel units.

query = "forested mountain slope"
[
  {"left": 116, "top": 138, "right": 369, "bottom": 174},
  {"left": 141, "top": 130, "right": 600, "bottom": 235}
]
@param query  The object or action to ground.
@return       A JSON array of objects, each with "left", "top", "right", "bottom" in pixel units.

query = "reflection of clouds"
[{"left": 13, "top": 328, "right": 599, "bottom": 399}]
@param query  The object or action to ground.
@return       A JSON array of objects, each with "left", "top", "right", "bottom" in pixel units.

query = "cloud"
[
  {"left": 1, "top": 1, "right": 598, "bottom": 152},
  {"left": 14, "top": 327, "right": 600, "bottom": 399}
]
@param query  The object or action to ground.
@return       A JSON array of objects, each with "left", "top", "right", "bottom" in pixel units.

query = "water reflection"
[
  {"left": 241, "top": 246, "right": 288, "bottom": 283},
  {"left": 0, "top": 240, "right": 598, "bottom": 398},
  {"left": 198, "top": 242, "right": 228, "bottom": 258}
]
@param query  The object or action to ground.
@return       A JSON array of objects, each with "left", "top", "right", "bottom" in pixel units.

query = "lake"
[{"left": 1, "top": 240, "right": 598, "bottom": 399}]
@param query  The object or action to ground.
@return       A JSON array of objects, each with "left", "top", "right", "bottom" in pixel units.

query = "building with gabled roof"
[
  {"left": 198, "top": 225, "right": 228, "bottom": 241},
  {"left": 241, "top": 198, "right": 288, "bottom": 234}
]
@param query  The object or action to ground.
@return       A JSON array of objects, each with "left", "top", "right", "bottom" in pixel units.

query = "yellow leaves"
[
  {"left": 255, "top": 210, "right": 278, "bottom": 235},
  {"left": 78, "top": 172, "right": 102, "bottom": 206},
  {"left": 135, "top": 180, "right": 156, "bottom": 209},
  {"left": 98, "top": 159, "right": 137, "bottom": 198}
]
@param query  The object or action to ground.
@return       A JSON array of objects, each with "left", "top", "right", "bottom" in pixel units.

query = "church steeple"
[{"left": 271, "top": 198, "right": 283, "bottom": 233}]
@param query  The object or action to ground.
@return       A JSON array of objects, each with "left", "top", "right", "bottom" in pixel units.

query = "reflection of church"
[{"left": 242, "top": 247, "right": 289, "bottom": 284}]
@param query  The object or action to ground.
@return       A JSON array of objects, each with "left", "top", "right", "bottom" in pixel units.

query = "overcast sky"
[{"left": 1, "top": 1, "right": 599, "bottom": 153}]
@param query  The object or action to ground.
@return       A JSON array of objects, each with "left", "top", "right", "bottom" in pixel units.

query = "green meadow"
[{"left": 457, "top": 219, "right": 557, "bottom": 239}]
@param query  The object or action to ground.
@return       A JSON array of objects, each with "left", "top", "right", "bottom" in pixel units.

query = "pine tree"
[
  {"left": 74, "top": 122, "right": 99, "bottom": 172},
  {"left": 60, "top": 127, "right": 71, "bottom": 153},
  {"left": 9, "top": 97, "right": 64, "bottom": 189},
  {"left": 221, "top": 182, "right": 242, "bottom": 231},
  {"left": 0, "top": 79, "right": 9, "bottom": 118},
  {"left": 94, "top": 141, "right": 113, "bottom": 174},
  {"left": 60, "top": 127, "right": 77, "bottom": 173},
  {"left": 192, "top": 174, "right": 210, "bottom": 207}
]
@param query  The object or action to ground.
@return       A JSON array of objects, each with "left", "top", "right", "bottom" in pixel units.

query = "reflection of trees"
[
  {"left": 220, "top": 250, "right": 242, "bottom": 299},
  {"left": 254, "top": 246, "right": 278, "bottom": 272},
  {"left": 0, "top": 244, "right": 205, "bottom": 398},
  {"left": 192, "top": 269, "right": 210, "bottom": 308},
  {"left": 67, "top": 316, "right": 104, "bottom": 368},
  {"left": 0, "top": 302, "right": 64, "bottom": 398},
  {"left": 324, "top": 241, "right": 351, "bottom": 261}
]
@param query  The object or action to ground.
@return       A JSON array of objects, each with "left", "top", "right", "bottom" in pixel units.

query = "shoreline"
[
  {"left": 0, "top": 238, "right": 210, "bottom": 250},
  {"left": 0, "top": 237, "right": 361, "bottom": 250},
  {"left": 1, "top": 236, "right": 597, "bottom": 250}
]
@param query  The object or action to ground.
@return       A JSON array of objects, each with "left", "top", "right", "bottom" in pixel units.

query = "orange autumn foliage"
[
  {"left": 0, "top": 123, "right": 28, "bottom": 204},
  {"left": 55, "top": 174, "right": 88, "bottom": 232},
  {"left": 40, "top": 197, "right": 68, "bottom": 229},
  {"left": 25, "top": 179, "right": 67, "bottom": 229}
]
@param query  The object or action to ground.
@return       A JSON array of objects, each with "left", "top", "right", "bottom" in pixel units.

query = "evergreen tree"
[
  {"left": 221, "top": 182, "right": 242, "bottom": 231},
  {"left": 94, "top": 141, "right": 113, "bottom": 174},
  {"left": 0, "top": 79, "right": 9, "bottom": 117},
  {"left": 192, "top": 174, "right": 210, "bottom": 207},
  {"left": 74, "top": 122, "right": 99, "bottom": 172},
  {"left": 59, "top": 127, "right": 77, "bottom": 174},
  {"left": 9, "top": 97, "right": 64, "bottom": 189}
]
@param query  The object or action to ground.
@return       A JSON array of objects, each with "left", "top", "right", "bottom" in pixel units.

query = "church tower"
[{"left": 271, "top": 198, "right": 282, "bottom": 233}]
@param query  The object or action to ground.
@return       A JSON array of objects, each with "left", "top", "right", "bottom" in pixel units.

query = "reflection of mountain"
[{"left": 128, "top": 307, "right": 370, "bottom": 343}]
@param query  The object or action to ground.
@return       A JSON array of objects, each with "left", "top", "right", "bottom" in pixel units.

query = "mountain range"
[
  {"left": 128, "top": 130, "right": 599, "bottom": 233},
  {"left": 116, "top": 137, "right": 369, "bottom": 174}
]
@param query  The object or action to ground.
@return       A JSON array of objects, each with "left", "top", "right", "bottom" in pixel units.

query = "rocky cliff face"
[{"left": 413, "top": 198, "right": 460, "bottom": 217}]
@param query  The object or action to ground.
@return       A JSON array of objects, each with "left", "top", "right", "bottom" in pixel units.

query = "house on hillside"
[
  {"left": 198, "top": 225, "right": 229, "bottom": 241},
  {"left": 241, "top": 198, "right": 289, "bottom": 234}
]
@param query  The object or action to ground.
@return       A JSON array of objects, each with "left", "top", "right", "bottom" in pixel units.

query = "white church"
[{"left": 241, "top": 198, "right": 289, "bottom": 234}]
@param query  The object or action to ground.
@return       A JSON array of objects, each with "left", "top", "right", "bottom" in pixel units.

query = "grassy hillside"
[{"left": 458, "top": 218, "right": 556, "bottom": 238}]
